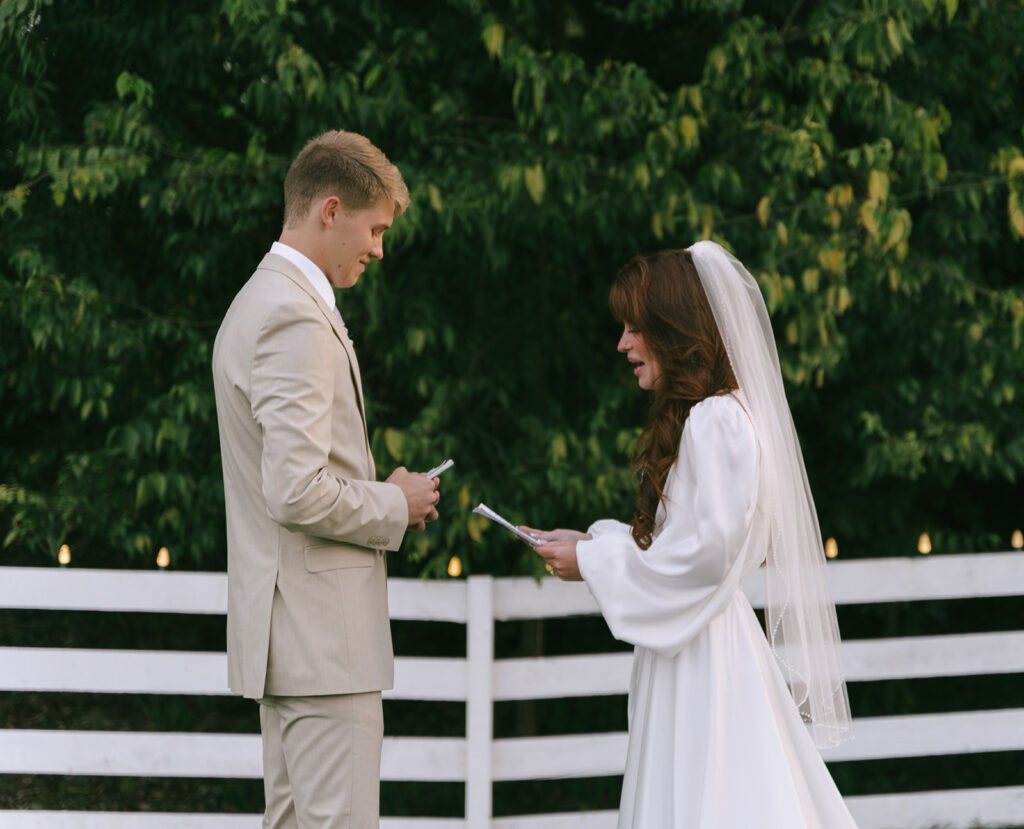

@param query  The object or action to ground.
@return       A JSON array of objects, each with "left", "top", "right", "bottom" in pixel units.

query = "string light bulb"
[
  {"left": 917, "top": 533, "right": 932, "bottom": 555},
  {"left": 57, "top": 544, "right": 71, "bottom": 567},
  {"left": 824, "top": 537, "right": 838, "bottom": 559},
  {"left": 1012, "top": 529, "right": 1023, "bottom": 550},
  {"left": 447, "top": 555, "right": 462, "bottom": 578},
  {"left": 156, "top": 546, "right": 170, "bottom": 569}
]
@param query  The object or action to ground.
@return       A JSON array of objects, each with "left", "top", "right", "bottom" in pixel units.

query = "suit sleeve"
[{"left": 250, "top": 299, "right": 408, "bottom": 550}]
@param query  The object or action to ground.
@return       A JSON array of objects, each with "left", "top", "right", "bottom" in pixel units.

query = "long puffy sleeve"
[{"left": 576, "top": 394, "right": 759, "bottom": 657}]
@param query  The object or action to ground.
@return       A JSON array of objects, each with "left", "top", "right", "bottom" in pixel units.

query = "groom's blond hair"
[{"left": 283, "top": 130, "right": 409, "bottom": 226}]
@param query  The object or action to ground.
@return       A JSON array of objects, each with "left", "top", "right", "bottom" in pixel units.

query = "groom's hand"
[{"left": 388, "top": 466, "right": 440, "bottom": 531}]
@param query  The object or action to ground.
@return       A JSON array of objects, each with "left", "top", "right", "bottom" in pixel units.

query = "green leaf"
[
  {"left": 428, "top": 184, "right": 443, "bottom": 212},
  {"left": 756, "top": 195, "right": 770, "bottom": 227},
  {"left": 524, "top": 165, "right": 545, "bottom": 205},
  {"left": 482, "top": 20, "right": 505, "bottom": 58},
  {"left": 364, "top": 63, "right": 383, "bottom": 91},
  {"left": 1009, "top": 191, "right": 1024, "bottom": 239},
  {"left": 385, "top": 429, "right": 404, "bottom": 460},
  {"left": 679, "top": 115, "right": 699, "bottom": 150}
]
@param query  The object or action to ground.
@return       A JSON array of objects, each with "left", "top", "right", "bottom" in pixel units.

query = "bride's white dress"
[{"left": 576, "top": 394, "right": 858, "bottom": 828}]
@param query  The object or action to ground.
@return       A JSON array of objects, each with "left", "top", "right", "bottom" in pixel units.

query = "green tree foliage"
[{"left": 2, "top": 0, "right": 1022, "bottom": 574}]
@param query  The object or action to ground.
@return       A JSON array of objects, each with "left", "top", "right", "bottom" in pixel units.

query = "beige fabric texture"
[
  {"left": 260, "top": 691, "right": 385, "bottom": 829},
  {"left": 212, "top": 251, "right": 408, "bottom": 700}
]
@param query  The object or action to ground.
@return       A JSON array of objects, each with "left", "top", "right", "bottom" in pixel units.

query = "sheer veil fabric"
[{"left": 687, "top": 241, "right": 852, "bottom": 748}]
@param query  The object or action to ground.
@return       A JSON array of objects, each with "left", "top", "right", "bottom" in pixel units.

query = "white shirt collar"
[{"left": 270, "top": 241, "right": 339, "bottom": 315}]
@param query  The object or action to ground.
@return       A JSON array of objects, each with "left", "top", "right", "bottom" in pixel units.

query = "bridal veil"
[{"left": 688, "top": 240, "right": 852, "bottom": 748}]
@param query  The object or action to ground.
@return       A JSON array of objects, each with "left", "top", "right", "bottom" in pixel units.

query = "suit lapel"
[
  {"left": 328, "top": 315, "right": 377, "bottom": 474},
  {"left": 325, "top": 310, "right": 367, "bottom": 421},
  {"left": 334, "top": 320, "right": 366, "bottom": 418}
]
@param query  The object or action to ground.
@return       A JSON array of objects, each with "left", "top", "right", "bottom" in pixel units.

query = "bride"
[{"left": 524, "top": 242, "right": 858, "bottom": 828}]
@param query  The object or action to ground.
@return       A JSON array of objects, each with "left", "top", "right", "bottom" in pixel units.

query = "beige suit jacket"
[{"left": 212, "top": 252, "right": 408, "bottom": 700}]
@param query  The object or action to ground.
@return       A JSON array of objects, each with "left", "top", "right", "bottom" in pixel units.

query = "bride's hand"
[
  {"left": 533, "top": 539, "right": 583, "bottom": 581},
  {"left": 518, "top": 526, "right": 591, "bottom": 544}
]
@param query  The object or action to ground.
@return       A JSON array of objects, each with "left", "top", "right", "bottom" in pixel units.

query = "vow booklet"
[
  {"left": 473, "top": 503, "right": 541, "bottom": 546},
  {"left": 426, "top": 459, "right": 454, "bottom": 477}
]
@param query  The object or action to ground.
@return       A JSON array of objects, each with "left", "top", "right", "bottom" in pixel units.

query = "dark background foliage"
[{"left": 2, "top": 0, "right": 1023, "bottom": 576}]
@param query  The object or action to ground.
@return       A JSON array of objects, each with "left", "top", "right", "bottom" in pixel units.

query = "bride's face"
[{"left": 617, "top": 324, "right": 662, "bottom": 390}]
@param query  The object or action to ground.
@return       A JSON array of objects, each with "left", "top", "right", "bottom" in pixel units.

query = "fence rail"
[{"left": 2, "top": 553, "right": 1024, "bottom": 828}]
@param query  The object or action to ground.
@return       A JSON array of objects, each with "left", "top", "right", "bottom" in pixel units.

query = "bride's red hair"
[{"left": 610, "top": 249, "right": 738, "bottom": 550}]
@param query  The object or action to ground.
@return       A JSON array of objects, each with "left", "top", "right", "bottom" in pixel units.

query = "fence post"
[{"left": 465, "top": 575, "right": 494, "bottom": 827}]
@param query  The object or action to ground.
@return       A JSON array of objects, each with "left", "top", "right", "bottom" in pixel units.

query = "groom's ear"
[{"left": 319, "top": 195, "right": 343, "bottom": 228}]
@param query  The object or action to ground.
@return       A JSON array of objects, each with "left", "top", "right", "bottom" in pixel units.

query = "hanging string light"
[
  {"left": 1012, "top": 529, "right": 1023, "bottom": 550},
  {"left": 917, "top": 533, "right": 932, "bottom": 555},
  {"left": 57, "top": 544, "right": 71, "bottom": 567},
  {"left": 156, "top": 547, "right": 170, "bottom": 569},
  {"left": 447, "top": 555, "right": 462, "bottom": 577},
  {"left": 824, "top": 537, "right": 839, "bottom": 559}
]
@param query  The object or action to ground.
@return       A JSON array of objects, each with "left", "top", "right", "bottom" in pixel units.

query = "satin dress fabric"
[{"left": 576, "top": 394, "right": 858, "bottom": 828}]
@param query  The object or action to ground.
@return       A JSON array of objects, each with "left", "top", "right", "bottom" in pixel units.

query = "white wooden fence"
[{"left": 1, "top": 553, "right": 1024, "bottom": 828}]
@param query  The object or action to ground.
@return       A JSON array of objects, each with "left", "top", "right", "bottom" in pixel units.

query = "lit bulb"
[
  {"left": 1012, "top": 529, "right": 1023, "bottom": 550},
  {"left": 447, "top": 555, "right": 462, "bottom": 578},
  {"left": 917, "top": 533, "right": 932, "bottom": 555},
  {"left": 824, "top": 537, "right": 838, "bottom": 559},
  {"left": 57, "top": 544, "right": 71, "bottom": 567},
  {"left": 156, "top": 546, "right": 170, "bottom": 569}
]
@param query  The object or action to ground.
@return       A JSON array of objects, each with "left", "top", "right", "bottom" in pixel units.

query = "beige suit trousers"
[{"left": 259, "top": 691, "right": 384, "bottom": 828}]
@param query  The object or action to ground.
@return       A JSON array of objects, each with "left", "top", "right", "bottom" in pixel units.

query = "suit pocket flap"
[{"left": 304, "top": 544, "right": 374, "bottom": 572}]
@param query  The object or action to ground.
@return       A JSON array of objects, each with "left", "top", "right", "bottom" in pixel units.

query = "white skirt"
[{"left": 617, "top": 591, "right": 858, "bottom": 828}]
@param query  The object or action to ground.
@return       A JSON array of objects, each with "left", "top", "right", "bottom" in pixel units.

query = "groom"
[{"left": 212, "top": 130, "right": 440, "bottom": 827}]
